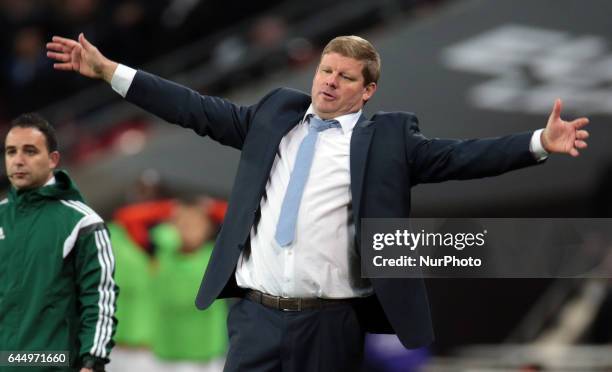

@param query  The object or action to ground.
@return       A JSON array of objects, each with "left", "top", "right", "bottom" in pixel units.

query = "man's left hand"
[{"left": 541, "top": 99, "right": 590, "bottom": 157}]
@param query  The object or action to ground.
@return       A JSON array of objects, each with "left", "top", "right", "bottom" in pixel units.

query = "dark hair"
[
  {"left": 9, "top": 113, "right": 59, "bottom": 152},
  {"left": 322, "top": 35, "right": 381, "bottom": 85}
]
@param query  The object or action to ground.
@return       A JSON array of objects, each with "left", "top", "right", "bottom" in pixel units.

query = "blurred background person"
[
  {"left": 108, "top": 177, "right": 228, "bottom": 372},
  {"left": 149, "top": 197, "right": 227, "bottom": 372}
]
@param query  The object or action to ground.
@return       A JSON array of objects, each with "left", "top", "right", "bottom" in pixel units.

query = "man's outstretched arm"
[
  {"left": 46, "top": 33, "right": 269, "bottom": 149},
  {"left": 407, "top": 99, "right": 590, "bottom": 184}
]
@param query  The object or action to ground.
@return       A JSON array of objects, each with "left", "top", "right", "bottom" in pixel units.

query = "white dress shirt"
[
  {"left": 236, "top": 106, "right": 372, "bottom": 299},
  {"left": 111, "top": 64, "right": 548, "bottom": 299}
]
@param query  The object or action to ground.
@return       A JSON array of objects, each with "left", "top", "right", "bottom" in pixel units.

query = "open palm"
[
  {"left": 46, "top": 33, "right": 113, "bottom": 81},
  {"left": 542, "top": 99, "right": 590, "bottom": 157}
]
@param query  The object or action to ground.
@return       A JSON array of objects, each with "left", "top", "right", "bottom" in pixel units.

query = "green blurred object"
[
  {"left": 109, "top": 222, "right": 154, "bottom": 347},
  {"left": 149, "top": 223, "right": 228, "bottom": 361}
]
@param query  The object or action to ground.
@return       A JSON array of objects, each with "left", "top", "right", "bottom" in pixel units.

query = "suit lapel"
[
  {"left": 264, "top": 107, "right": 308, "bottom": 171},
  {"left": 275, "top": 109, "right": 307, "bottom": 141},
  {"left": 350, "top": 114, "right": 375, "bottom": 229},
  {"left": 250, "top": 106, "right": 307, "bottom": 208}
]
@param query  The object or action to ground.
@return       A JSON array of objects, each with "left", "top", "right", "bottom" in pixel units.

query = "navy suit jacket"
[{"left": 125, "top": 70, "right": 541, "bottom": 348}]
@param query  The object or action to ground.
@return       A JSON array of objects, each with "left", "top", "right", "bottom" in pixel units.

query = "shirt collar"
[
  {"left": 303, "top": 104, "right": 362, "bottom": 134},
  {"left": 44, "top": 176, "right": 56, "bottom": 186}
]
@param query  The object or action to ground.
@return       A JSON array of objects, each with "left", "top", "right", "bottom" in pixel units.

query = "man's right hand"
[{"left": 46, "top": 33, "right": 118, "bottom": 83}]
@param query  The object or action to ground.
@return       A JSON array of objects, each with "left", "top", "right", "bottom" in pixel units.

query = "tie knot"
[{"left": 308, "top": 116, "right": 340, "bottom": 132}]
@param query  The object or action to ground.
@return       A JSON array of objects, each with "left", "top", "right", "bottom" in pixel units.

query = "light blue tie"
[{"left": 275, "top": 116, "right": 341, "bottom": 246}]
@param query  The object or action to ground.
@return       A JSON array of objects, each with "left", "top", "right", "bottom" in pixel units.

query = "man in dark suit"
[{"left": 47, "top": 33, "right": 589, "bottom": 371}]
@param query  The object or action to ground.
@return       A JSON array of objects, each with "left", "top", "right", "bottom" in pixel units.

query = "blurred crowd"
[
  {"left": 0, "top": 0, "right": 443, "bottom": 122},
  {"left": 0, "top": 0, "right": 287, "bottom": 122}
]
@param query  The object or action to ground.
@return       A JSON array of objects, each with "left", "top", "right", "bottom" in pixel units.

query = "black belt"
[{"left": 244, "top": 289, "right": 353, "bottom": 312}]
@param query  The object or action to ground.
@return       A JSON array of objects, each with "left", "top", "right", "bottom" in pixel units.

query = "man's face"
[
  {"left": 5, "top": 127, "right": 59, "bottom": 190},
  {"left": 311, "top": 52, "right": 377, "bottom": 119}
]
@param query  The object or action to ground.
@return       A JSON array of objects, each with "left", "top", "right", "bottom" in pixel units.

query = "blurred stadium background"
[{"left": 1, "top": 0, "right": 612, "bottom": 370}]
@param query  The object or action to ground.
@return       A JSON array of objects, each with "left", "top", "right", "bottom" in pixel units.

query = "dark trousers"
[{"left": 223, "top": 298, "right": 365, "bottom": 372}]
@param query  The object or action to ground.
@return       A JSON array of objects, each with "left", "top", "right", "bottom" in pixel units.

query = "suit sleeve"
[
  {"left": 74, "top": 224, "right": 118, "bottom": 368},
  {"left": 125, "top": 70, "right": 280, "bottom": 150},
  {"left": 404, "top": 114, "right": 544, "bottom": 185}
]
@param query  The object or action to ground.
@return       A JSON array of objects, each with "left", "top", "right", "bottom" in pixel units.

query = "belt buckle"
[{"left": 282, "top": 298, "right": 302, "bottom": 312}]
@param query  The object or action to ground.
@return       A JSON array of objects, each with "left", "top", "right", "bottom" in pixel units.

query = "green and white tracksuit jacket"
[{"left": 0, "top": 170, "right": 118, "bottom": 371}]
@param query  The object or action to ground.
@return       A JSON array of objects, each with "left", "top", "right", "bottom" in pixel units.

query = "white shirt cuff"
[
  {"left": 530, "top": 128, "right": 548, "bottom": 161},
  {"left": 110, "top": 64, "right": 137, "bottom": 98}
]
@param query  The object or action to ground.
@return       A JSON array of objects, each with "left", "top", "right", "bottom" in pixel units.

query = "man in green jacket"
[{"left": 0, "top": 113, "right": 118, "bottom": 371}]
